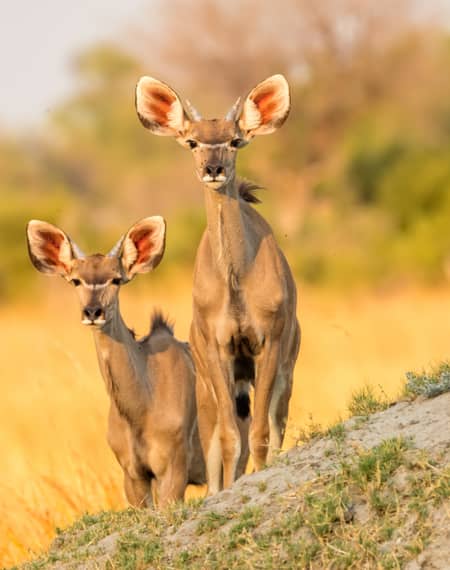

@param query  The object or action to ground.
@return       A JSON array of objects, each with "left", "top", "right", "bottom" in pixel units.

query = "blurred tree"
[
  {"left": 49, "top": 44, "right": 202, "bottom": 227},
  {"left": 2, "top": 0, "right": 450, "bottom": 300},
  {"left": 131, "top": 0, "right": 294, "bottom": 102}
]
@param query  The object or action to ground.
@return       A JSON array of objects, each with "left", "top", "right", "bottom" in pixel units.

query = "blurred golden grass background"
[{"left": 1, "top": 278, "right": 450, "bottom": 566}]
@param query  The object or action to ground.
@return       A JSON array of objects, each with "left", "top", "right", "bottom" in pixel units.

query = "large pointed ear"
[
  {"left": 239, "top": 74, "right": 290, "bottom": 139},
  {"left": 135, "top": 76, "right": 188, "bottom": 136},
  {"left": 26, "top": 220, "right": 82, "bottom": 276},
  {"left": 120, "top": 216, "right": 166, "bottom": 279}
]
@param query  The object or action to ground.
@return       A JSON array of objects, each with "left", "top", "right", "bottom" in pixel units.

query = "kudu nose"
[
  {"left": 205, "top": 164, "right": 224, "bottom": 178},
  {"left": 82, "top": 306, "right": 104, "bottom": 323}
]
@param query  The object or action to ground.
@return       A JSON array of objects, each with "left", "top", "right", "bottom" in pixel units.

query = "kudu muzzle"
[{"left": 81, "top": 304, "right": 106, "bottom": 326}]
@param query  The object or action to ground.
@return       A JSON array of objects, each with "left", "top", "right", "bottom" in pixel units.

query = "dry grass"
[{"left": 1, "top": 279, "right": 450, "bottom": 567}]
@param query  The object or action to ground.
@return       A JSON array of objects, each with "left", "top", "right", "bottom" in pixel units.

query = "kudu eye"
[
  {"left": 111, "top": 277, "right": 122, "bottom": 286},
  {"left": 186, "top": 139, "right": 198, "bottom": 149},
  {"left": 230, "top": 138, "right": 243, "bottom": 148},
  {"left": 71, "top": 278, "right": 81, "bottom": 287}
]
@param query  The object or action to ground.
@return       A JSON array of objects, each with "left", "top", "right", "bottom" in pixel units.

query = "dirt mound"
[{"left": 20, "top": 392, "right": 450, "bottom": 569}]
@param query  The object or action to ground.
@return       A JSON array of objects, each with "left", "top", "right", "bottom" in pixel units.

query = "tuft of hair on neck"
[
  {"left": 237, "top": 179, "right": 263, "bottom": 204},
  {"left": 149, "top": 311, "right": 174, "bottom": 336}
]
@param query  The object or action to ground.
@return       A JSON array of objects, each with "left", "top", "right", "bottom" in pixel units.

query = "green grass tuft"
[
  {"left": 347, "top": 437, "right": 410, "bottom": 488},
  {"left": 348, "top": 385, "right": 390, "bottom": 417},
  {"left": 196, "top": 511, "right": 229, "bottom": 535},
  {"left": 326, "top": 421, "right": 346, "bottom": 442},
  {"left": 405, "top": 361, "right": 450, "bottom": 398}
]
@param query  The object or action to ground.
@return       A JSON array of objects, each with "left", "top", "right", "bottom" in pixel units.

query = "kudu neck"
[
  {"left": 94, "top": 301, "right": 130, "bottom": 342},
  {"left": 92, "top": 299, "right": 149, "bottom": 416},
  {"left": 203, "top": 177, "right": 250, "bottom": 281}
]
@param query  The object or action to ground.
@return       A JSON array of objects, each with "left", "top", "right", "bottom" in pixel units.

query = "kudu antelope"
[
  {"left": 135, "top": 74, "right": 300, "bottom": 493},
  {"left": 26, "top": 217, "right": 205, "bottom": 506}
]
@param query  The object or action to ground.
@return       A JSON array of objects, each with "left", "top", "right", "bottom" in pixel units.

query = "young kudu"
[
  {"left": 26, "top": 217, "right": 205, "bottom": 507},
  {"left": 135, "top": 74, "right": 300, "bottom": 493}
]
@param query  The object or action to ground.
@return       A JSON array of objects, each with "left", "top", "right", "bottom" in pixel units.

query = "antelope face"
[
  {"left": 26, "top": 216, "right": 167, "bottom": 329},
  {"left": 135, "top": 74, "right": 291, "bottom": 192},
  {"left": 178, "top": 119, "right": 248, "bottom": 190},
  {"left": 68, "top": 255, "right": 123, "bottom": 327}
]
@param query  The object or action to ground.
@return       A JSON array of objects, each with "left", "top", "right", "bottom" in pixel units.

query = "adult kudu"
[
  {"left": 135, "top": 75, "right": 301, "bottom": 494},
  {"left": 27, "top": 217, "right": 205, "bottom": 507}
]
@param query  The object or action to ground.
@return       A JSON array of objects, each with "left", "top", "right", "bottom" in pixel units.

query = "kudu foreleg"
[
  {"left": 250, "top": 340, "right": 282, "bottom": 471},
  {"left": 202, "top": 347, "right": 241, "bottom": 491},
  {"left": 196, "top": 373, "right": 222, "bottom": 494},
  {"left": 267, "top": 321, "right": 299, "bottom": 462},
  {"left": 155, "top": 451, "right": 188, "bottom": 507},
  {"left": 267, "top": 370, "right": 292, "bottom": 463},
  {"left": 218, "top": 401, "right": 241, "bottom": 488},
  {"left": 123, "top": 473, "right": 153, "bottom": 508}
]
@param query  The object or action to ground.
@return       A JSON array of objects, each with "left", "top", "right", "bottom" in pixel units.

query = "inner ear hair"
[
  {"left": 26, "top": 220, "right": 74, "bottom": 275},
  {"left": 121, "top": 216, "right": 166, "bottom": 276},
  {"left": 240, "top": 74, "right": 290, "bottom": 136},
  {"left": 136, "top": 76, "right": 187, "bottom": 136}
]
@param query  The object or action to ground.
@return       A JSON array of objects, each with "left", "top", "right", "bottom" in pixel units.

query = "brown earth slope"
[{"left": 19, "top": 392, "right": 450, "bottom": 569}]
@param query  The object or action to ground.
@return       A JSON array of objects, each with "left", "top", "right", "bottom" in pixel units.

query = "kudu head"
[
  {"left": 26, "top": 217, "right": 166, "bottom": 327},
  {"left": 135, "top": 74, "right": 290, "bottom": 191}
]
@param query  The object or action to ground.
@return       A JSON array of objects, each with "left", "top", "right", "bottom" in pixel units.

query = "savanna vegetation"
[
  {"left": 16, "top": 379, "right": 450, "bottom": 569},
  {"left": 2, "top": 0, "right": 450, "bottom": 299},
  {"left": 2, "top": 0, "right": 450, "bottom": 566}
]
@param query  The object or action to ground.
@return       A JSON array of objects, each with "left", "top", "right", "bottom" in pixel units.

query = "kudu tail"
[{"left": 234, "top": 354, "right": 254, "bottom": 419}]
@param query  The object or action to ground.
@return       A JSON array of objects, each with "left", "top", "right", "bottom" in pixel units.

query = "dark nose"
[
  {"left": 83, "top": 306, "right": 104, "bottom": 321},
  {"left": 205, "top": 164, "right": 224, "bottom": 178}
]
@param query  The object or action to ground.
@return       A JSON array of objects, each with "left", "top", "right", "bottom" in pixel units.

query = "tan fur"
[
  {"left": 136, "top": 75, "right": 299, "bottom": 494},
  {"left": 26, "top": 219, "right": 205, "bottom": 507}
]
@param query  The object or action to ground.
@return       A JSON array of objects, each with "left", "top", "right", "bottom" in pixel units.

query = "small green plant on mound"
[
  {"left": 112, "top": 531, "right": 164, "bottom": 569},
  {"left": 326, "top": 421, "right": 346, "bottom": 442},
  {"left": 228, "top": 506, "right": 263, "bottom": 544},
  {"left": 405, "top": 361, "right": 450, "bottom": 398},
  {"left": 292, "top": 382, "right": 394, "bottom": 452},
  {"left": 196, "top": 511, "right": 230, "bottom": 535},
  {"left": 344, "top": 437, "right": 410, "bottom": 488},
  {"left": 347, "top": 384, "right": 390, "bottom": 418},
  {"left": 293, "top": 414, "right": 325, "bottom": 445}
]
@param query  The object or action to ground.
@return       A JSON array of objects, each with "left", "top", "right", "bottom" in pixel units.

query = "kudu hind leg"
[{"left": 236, "top": 416, "right": 250, "bottom": 477}]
